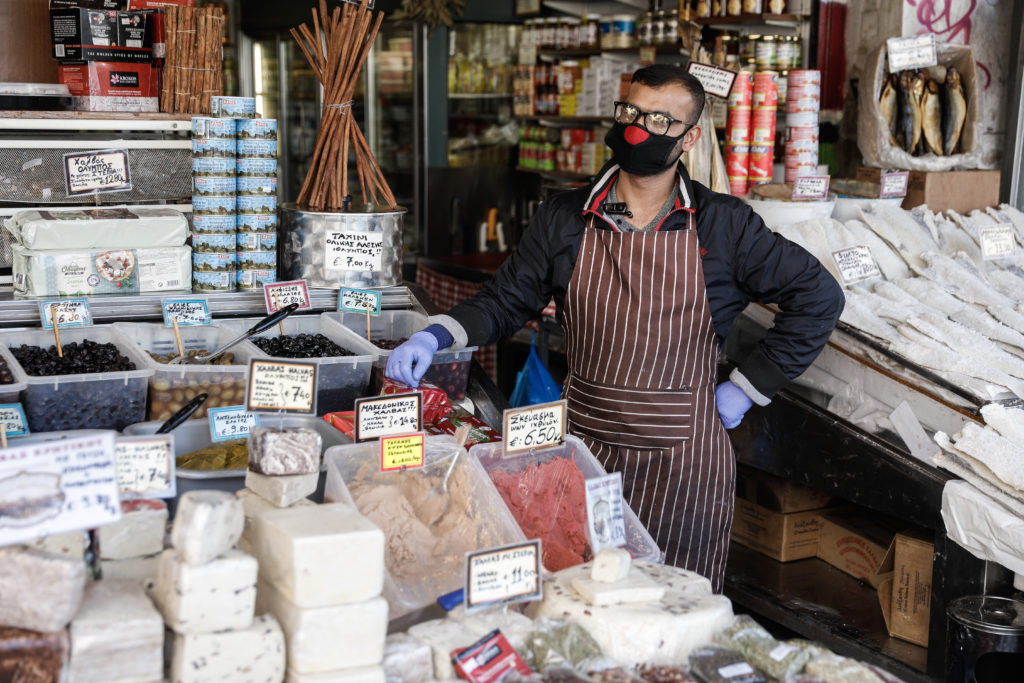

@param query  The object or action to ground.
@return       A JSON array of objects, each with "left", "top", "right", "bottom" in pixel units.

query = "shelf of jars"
[
  {"left": 693, "top": 12, "right": 808, "bottom": 25},
  {"left": 448, "top": 93, "right": 515, "bottom": 99},
  {"left": 537, "top": 44, "right": 691, "bottom": 58}
]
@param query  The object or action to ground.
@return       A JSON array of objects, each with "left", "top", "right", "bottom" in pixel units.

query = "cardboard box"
[
  {"left": 816, "top": 510, "right": 897, "bottom": 586},
  {"left": 50, "top": 1, "right": 125, "bottom": 8},
  {"left": 731, "top": 497, "right": 825, "bottom": 562},
  {"left": 736, "top": 466, "right": 833, "bottom": 514},
  {"left": 59, "top": 61, "right": 158, "bottom": 112},
  {"left": 875, "top": 532, "right": 934, "bottom": 647},
  {"left": 50, "top": 8, "right": 154, "bottom": 62},
  {"left": 856, "top": 167, "right": 1001, "bottom": 215}
]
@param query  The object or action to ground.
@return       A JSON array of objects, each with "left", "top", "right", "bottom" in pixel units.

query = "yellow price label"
[{"left": 380, "top": 433, "right": 425, "bottom": 472}]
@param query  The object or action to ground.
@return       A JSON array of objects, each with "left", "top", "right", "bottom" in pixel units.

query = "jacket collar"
[{"left": 583, "top": 160, "right": 696, "bottom": 215}]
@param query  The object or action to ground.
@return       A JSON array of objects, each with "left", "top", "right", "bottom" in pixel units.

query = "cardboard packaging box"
[
  {"left": 735, "top": 466, "right": 834, "bottom": 514},
  {"left": 875, "top": 533, "right": 934, "bottom": 647},
  {"left": 58, "top": 61, "right": 159, "bottom": 112},
  {"left": 816, "top": 510, "right": 897, "bottom": 586},
  {"left": 856, "top": 167, "right": 1001, "bottom": 215},
  {"left": 50, "top": 8, "right": 154, "bottom": 62}
]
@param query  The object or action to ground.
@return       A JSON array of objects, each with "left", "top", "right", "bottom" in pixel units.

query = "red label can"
[
  {"left": 752, "top": 71, "right": 778, "bottom": 110},
  {"left": 748, "top": 144, "right": 774, "bottom": 182},
  {"left": 729, "top": 71, "right": 754, "bottom": 109},
  {"left": 725, "top": 144, "right": 750, "bottom": 178}
]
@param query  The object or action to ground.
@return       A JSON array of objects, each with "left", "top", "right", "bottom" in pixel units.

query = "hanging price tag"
[
  {"left": 246, "top": 359, "right": 317, "bottom": 414},
  {"left": 980, "top": 225, "right": 1017, "bottom": 260},
  {"left": 465, "top": 540, "right": 543, "bottom": 612},
  {"left": 162, "top": 298, "right": 211, "bottom": 326},
  {"left": 887, "top": 34, "right": 938, "bottom": 72},
  {"left": 584, "top": 473, "right": 627, "bottom": 554},
  {"left": 39, "top": 299, "right": 92, "bottom": 329},
  {"left": 339, "top": 288, "right": 382, "bottom": 316},
  {"left": 792, "top": 175, "right": 830, "bottom": 200},
  {"left": 503, "top": 400, "right": 566, "bottom": 456},
  {"left": 63, "top": 149, "right": 132, "bottom": 196},
  {"left": 686, "top": 62, "right": 738, "bottom": 99},
  {"left": 355, "top": 393, "right": 423, "bottom": 442},
  {"left": 832, "top": 245, "right": 882, "bottom": 285},
  {"left": 380, "top": 433, "right": 425, "bottom": 472},
  {"left": 324, "top": 232, "right": 384, "bottom": 272},
  {"left": 0, "top": 404, "right": 29, "bottom": 438},
  {"left": 879, "top": 171, "right": 910, "bottom": 198},
  {"left": 264, "top": 280, "right": 311, "bottom": 314},
  {"left": 114, "top": 435, "right": 176, "bottom": 499},
  {"left": 208, "top": 405, "right": 260, "bottom": 442}
]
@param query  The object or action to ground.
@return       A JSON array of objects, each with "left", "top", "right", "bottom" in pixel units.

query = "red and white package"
[
  {"left": 451, "top": 630, "right": 531, "bottom": 683},
  {"left": 379, "top": 376, "right": 454, "bottom": 424},
  {"left": 59, "top": 61, "right": 159, "bottom": 112}
]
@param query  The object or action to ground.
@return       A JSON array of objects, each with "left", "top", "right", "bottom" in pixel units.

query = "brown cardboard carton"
[
  {"left": 816, "top": 510, "right": 896, "bottom": 586},
  {"left": 856, "top": 167, "right": 1001, "bottom": 214},
  {"left": 731, "top": 497, "right": 825, "bottom": 562},
  {"left": 736, "top": 466, "right": 833, "bottom": 514},
  {"left": 875, "top": 532, "right": 934, "bottom": 647}
]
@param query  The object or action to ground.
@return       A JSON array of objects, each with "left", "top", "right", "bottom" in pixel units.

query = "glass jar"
[
  {"left": 581, "top": 14, "right": 600, "bottom": 49},
  {"left": 663, "top": 9, "right": 679, "bottom": 44},
  {"left": 562, "top": 17, "right": 580, "bottom": 50},
  {"left": 741, "top": 34, "right": 759, "bottom": 63},
  {"left": 754, "top": 34, "right": 777, "bottom": 70},
  {"left": 639, "top": 12, "right": 654, "bottom": 45}
]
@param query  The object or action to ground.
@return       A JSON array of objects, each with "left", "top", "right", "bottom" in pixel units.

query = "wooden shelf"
[
  {"left": 448, "top": 93, "right": 514, "bottom": 99},
  {"left": 693, "top": 13, "right": 807, "bottom": 25},
  {"left": 538, "top": 45, "right": 690, "bottom": 58},
  {"left": 515, "top": 166, "right": 591, "bottom": 181},
  {"left": 515, "top": 115, "right": 611, "bottom": 125}
]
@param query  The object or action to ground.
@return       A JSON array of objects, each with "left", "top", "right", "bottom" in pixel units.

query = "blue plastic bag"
[{"left": 509, "top": 334, "right": 561, "bottom": 407}]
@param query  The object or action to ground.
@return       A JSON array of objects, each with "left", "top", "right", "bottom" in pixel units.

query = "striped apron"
[{"left": 563, "top": 211, "right": 735, "bottom": 591}]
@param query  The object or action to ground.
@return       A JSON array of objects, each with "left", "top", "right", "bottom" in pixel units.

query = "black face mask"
[{"left": 604, "top": 122, "right": 690, "bottom": 176}]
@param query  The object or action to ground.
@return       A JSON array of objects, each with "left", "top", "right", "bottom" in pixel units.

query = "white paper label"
[
  {"left": 585, "top": 473, "right": 627, "bottom": 553},
  {"left": 246, "top": 359, "right": 317, "bottom": 414},
  {"left": 264, "top": 280, "right": 311, "bottom": 313},
  {"left": 355, "top": 393, "right": 423, "bottom": 442},
  {"left": 503, "top": 400, "right": 567, "bottom": 456},
  {"left": 887, "top": 34, "right": 937, "bottom": 72},
  {"left": 980, "top": 225, "right": 1016, "bottom": 260},
  {"left": 889, "top": 401, "right": 938, "bottom": 464},
  {"left": 0, "top": 432, "right": 121, "bottom": 547},
  {"left": 162, "top": 298, "right": 211, "bottom": 326},
  {"left": 208, "top": 405, "right": 260, "bottom": 442},
  {"left": 0, "top": 404, "right": 29, "bottom": 437},
  {"left": 687, "top": 62, "right": 738, "bottom": 99},
  {"left": 466, "top": 540, "right": 542, "bottom": 611},
  {"left": 139, "top": 249, "right": 186, "bottom": 291},
  {"left": 324, "top": 232, "right": 384, "bottom": 272},
  {"left": 39, "top": 298, "right": 92, "bottom": 329},
  {"left": 880, "top": 171, "right": 910, "bottom": 198},
  {"left": 114, "top": 436, "right": 176, "bottom": 499},
  {"left": 339, "top": 287, "right": 382, "bottom": 315},
  {"left": 717, "top": 663, "right": 755, "bottom": 678},
  {"left": 792, "top": 175, "right": 830, "bottom": 199},
  {"left": 64, "top": 149, "right": 132, "bottom": 196},
  {"left": 832, "top": 245, "right": 882, "bottom": 285},
  {"left": 770, "top": 643, "right": 798, "bottom": 662}
]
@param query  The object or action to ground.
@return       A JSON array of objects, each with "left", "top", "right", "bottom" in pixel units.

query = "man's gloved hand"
[
  {"left": 385, "top": 330, "right": 439, "bottom": 388},
  {"left": 715, "top": 381, "right": 753, "bottom": 429}
]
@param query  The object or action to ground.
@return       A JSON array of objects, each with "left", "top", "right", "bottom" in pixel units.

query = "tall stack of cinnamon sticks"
[
  {"left": 160, "top": 5, "right": 224, "bottom": 114},
  {"left": 291, "top": 0, "right": 396, "bottom": 211}
]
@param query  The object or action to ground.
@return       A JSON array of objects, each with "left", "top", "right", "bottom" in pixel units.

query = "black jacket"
[{"left": 447, "top": 161, "right": 845, "bottom": 401}]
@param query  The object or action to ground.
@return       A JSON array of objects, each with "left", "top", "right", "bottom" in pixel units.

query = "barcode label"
[
  {"left": 55, "top": 44, "right": 65, "bottom": 58},
  {"left": 166, "top": 280, "right": 181, "bottom": 288}
]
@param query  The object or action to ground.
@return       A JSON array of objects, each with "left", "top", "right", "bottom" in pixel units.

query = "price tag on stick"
[
  {"left": 162, "top": 298, "right": 211, "bottom": 326},
  {"left": 264, "top": 280, "right": 311, "bottom": 314},
  {"left": 245, "top": 359, "right": 317, "bottom": 414},
  {"left": 792, "top": 175, "right": 830, "bottom": 200},
  {"left": 339, "top": 288, "right": 382, "bottom": 316},
  {"left": 355, "top": 393, "right": 423, "bottom": 442},
  {"left": 0, "top": 404, "right": 29, "bottom": 439},
  {"left": 380, "top": 433, "right": 425, "bottom": 472},
  {"left": 63, "top": 149, "right": 132, "bottom": 197},
  {"left": 114, "top": 435, "right": 176, "bottom": 499},
  {"left": 584, "top": 473, "right": 627, "bottom": 554},
  {"left": 208, "top": 405, "right": 260, "bottom": 442},
  {"left": 832, "top": 245, "right": 882, "bottom": 285},
  {"left": 465, "top": 540, "right": 543, "bottom": 612},
  {"left": 980, "top": 225, "right": 1016, "bottom": 260},
  {"left": 39, "top": 299, "right": 92, "bottom": 329},
  {"left": 503, "top": 400, "right": 567, "bottom": 456}
]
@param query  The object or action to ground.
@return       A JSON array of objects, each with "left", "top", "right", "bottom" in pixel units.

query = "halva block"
[
  {"left": 245, "top": 471, "right": 318, "bottom": 508},
  {"left": 170, "top": 613, "right": 286, "bottom": 683},
  {"left": 248, "top": 427, "right": 322, "bottom": 476},
  {"left": 155, "top": 549, "right": 257, "bottom": 635},
  {"left": 98, "top": 499, "right": 167, "bottom": 560},
  {"left": 170, "top": 490, "right": 244, "bottom": 566},
  {"left": 0, "top": 546, "right": 86, "bottom": 633}
]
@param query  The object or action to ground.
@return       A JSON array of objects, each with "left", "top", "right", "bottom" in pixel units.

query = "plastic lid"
[{"left": 949, "top": 596, "right": 1024, "bottom": 634}]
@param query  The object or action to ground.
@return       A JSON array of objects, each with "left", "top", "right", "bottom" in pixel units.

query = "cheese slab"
[
  {"left": 257, "top": 579, "right": 387, "bottom": 674},
  {"left": 570, "top": 570, "right": 666, "bottom": 606},
  {"left": 591, "top": 547, "right": 631, "bottom": 583},
  {"left": 67, "top": 579, "right": 163, "bottom": 683},
  {"left": 98, "top": 499, "right": 167, "bottom": 560},
  {"left": 0, "top": 626, "right": 68, "bottom": 682},
  {"left": 248, "top": 427, "right": 322, "bottom": 476},
  {"left": 382, "top": 633, "right": 433, "bottom": 683},
  {"left": 406, "top": 619, "right": 478, "bottom": 681},
  {"left": 29, "top": 531, "right": 86, "bottom": 559},
  {"left": 170, "top": 490, "right": 244, "bottom": 566},
  {"left": 527, "top": 561, "right": 730, "bottom": 666},
  {"left": 236, "top": 488, "right": 312, "bottom": 553},
  {"left": 286, "top": 665, "right": 385, "bottom": 683},
  {"left": 0, "top": 546, "right": 86, "bottom": 633},
  {"left": 100, "top": 554, "right": 160, "bottom": 586},
  {"left": 253, "top": 503, "right": 384, "bottom": 608},
  {"left": 446, "top": 605, "right": 534, "bottom": 653},
  {"left": 155, "top": 549, "right": 257, "bottom": 635},
  {"left": 245, "top": 470, "right": 318, "bottom": 508},
  {"left": 170, "top": 613, "right": 286, "bottom": 683}
]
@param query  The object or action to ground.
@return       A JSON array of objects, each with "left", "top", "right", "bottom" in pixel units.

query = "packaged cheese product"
[
  {"left": 12, "top": 245, "right": 191, "bottom": 297},
  {"left": 5, "top": 207, "right": 188, "bottom": 250}
]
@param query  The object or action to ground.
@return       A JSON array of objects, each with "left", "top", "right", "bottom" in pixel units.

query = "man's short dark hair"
[{"left": 630, "top": 64, "right": 706, "bottom": 124}]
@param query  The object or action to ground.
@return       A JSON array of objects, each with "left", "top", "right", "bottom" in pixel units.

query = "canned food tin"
[
  {"left": 788, "top": 69, "right": 821, "bottom": 87},
  {"left": 236, "top": 269, "right": 277, "bottom": 290},
  {"left": 729, "top": 71, "right": 754, "bottom": 108},
  {"left": 191, "top": 195, "right": 236, "bottom": 216},
  {"left": 748, "top": 144, "right": 774, "bottom": 182},
  {"left": 237, "top": 231, "right": 277, "bottom": 252},
  {"left": 210, "top": 96, "right": 256, "bottom": 118},
  {"left": 726, "top": 109, "right": 752, "bottom": 144},
  {"left": 237, "top": 176, "right": 278, "bottom": 197},
  {"left": 191, "top": 214, "right": 236, "bottom": 234},
  {"left": 192, "top": 251, "right": 236, "bottom": 272},
  {"left": 725, "top": 145, "right": 750, "bottom": 178},
  {"left": 611, "top": 14, "right": 637, "bottom": 48},
  {"left": 191, "top": 117, "right": 236, "bottom": 139},
  {"left": 237, "top": 213, "right": 278, "bottom": 232},
  {"left": 193, "top": 176, "right": 236, "bottom": 196},
  {"left": 236, "top": 250, "right": 276, "bottom": 270},
  {"left": 786, "top": 111, "right": 819, "bottom": 128},
  {"left": 237, "top": 195, "right": 277, "bottom": 214},
  {"left": 192, "top": 233, "right": 235, "bottom": 254},
  {"left": 192, "top": 138, "right": 235, "bottom": 158},
  {"left": 236, "top": 118, "right": 277, "bottom": 140},
  {"left": 728, "top": 177, "right": 749, "bottom": 197},
  {"left": 751, "top": 108, "right": 776, "bottom": 144},
  {"left": 192, "top": 157, "right": 236, "bottom": 177},
  {"left": 752, "top": 71, "right": 779, "bottom": 110},
  {"left": 237, "top": 158, "right": 278, "bottom": 176},
  {"left": 193, "top": 270, "right": 234, "bottom": 292},
  {"left": 787, "top": 125, "right": 819, "bottom": 142},
  {"left": 236, "top": 139, "right": 278, "bottom": 159}
]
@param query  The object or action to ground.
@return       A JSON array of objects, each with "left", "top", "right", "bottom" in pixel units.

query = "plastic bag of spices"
[
  {"left": 378, "top": 376, "right": 454, "bottom": 424},
  {"left": 688, "top": 646, "right": 766, "bottom": 683},
  {"left": 520, "top": 618, "right": 603, "bottom": 674},
  {"left": 713, "top": 615, "right": 813, "bottom": 679}
]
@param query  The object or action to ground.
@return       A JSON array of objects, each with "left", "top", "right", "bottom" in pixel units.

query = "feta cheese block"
[
  {"left": 257, "top": 579, "right": 387, "bottom": 674},
  {"left": 447, "top": 605, "right": 534, "bottom": 652},
  {"left": 0, "top": 626, "right": 69, "bottom": 682},
  {"left": 253, "top": 503, "right": 384, "bottom": 608},
  {"left": 99, "top": 499, "right": 167, "bottom": 560},
  {"left": 100, "top": 554, "right": 160, "bottom": 586},
  {"left": 245, "top": 471, "right": 318, "bottom": 508},
  {"left": 382, "top": 633, "right": 433, "bottom": 683},
  {"left": 248, "top": 427, "right": 322, "bottom": 476},
  {"left": 527, "top": 561, "right": 731, "bottom": 666},
  {"left": 286, "top": 666, "right": 385, "bottom": 683},
  {"left": 67, "top": 579, "right": 163, "bottom": 683},
  {"left": 170, "top": 490, "right": 244, "bottom": 566},
  {"left": 170, "top": 613, "right": 285, "bottom": 683},
  {"left": 155, "top": 549, "right": 257, "bottom": 635},
  {"left": 406, "top": 619, "right": 478, "bottom": 681},
  {"left": 591, "top": 547, "right": 631, "bottom": 583},
  {"left": 570, "top": 569, "right": 666, "bottom": 606},
  {"left": 236, "top": 489, "right": 313, "bottom": 553},
  {"left": 0, "top": 546, "right": 86, "bottom": 633},
  {"left": 29, "top": 531, "right": 86, "bottom": 559}
]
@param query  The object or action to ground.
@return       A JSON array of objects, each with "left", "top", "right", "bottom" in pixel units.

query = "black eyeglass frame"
[{"left": 613, "top": 101, "right": 699, "bottom": 137}]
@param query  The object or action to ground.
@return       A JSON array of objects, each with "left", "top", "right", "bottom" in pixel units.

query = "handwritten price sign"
[
  {"left": 63, "top": 149, "right": 132, "bottom": 196},
  {"left": 980, "top": 225, "right": 1016, "bottom": 260},
  {"left": 380, "top": 433, "right": 425, "bottom": 472},
  {"left": 465, "top": 540, "right": 543, "bottom": 611},
  {"left": 114, "top": 436, "right": 176, "bottom": 499},
  {"left": 264, "top": 280, "right": 311, "bottom": 314},
  {"left": 162, "top": 298, "right": 211, "bottom": 326},
  {"left": 39, "top": 299, "right": 92, "bottom": 329},
  {"left": 686, "top": 62, "right": 738, "bottom": 99},
  {"left": 503, "top": 400, "right": 567, "bottom": 456},
  {"left": 324, "top": 231, "right": 384, "bottom": 272},
  {"left": 887, "top": 34, "right": 937, "bottom": 72},
  {"left": 792, "top": 175, "right": 830, "bottom": 200},
  {"left": 832, "top": 245, "right": 882, "bottom": 285},
  {"left": 879, "top": 171, "right": 910, "bottom": 198},
  {"left": 0, "top": 404, "right": 29, "bottom": 438},
  {"left": 246, "top": 359, "right": 317, "bottom": 413},
  {"left": 208, "top": 405, "right": 260, "bottom": 442},
  {"left": 355, "top": 393, "right": 423, "bottom": 442},
  {"left": 339, "top": 288, "right": 382, "bottom": 316}
]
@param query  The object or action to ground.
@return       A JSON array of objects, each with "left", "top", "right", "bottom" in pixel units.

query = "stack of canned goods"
[
  {"left": 748, "top": 71, "right": 779, "bottom": 187},
  {"left": 234, "top": 116, "right": 278, "bottom": 291},
  {"left": 784, "top": 69, "right": 821, "bottom": 183},
  {"left": 191, "top": 115, "right": 238, "bottom": 293},
  {"left": 724, "top": 71, "right": 753, "bottom": 197}
]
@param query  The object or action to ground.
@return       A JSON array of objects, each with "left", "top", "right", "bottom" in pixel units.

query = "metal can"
[
  {"left": 236, "top": 139, "right": 278, "bottom": 159},
  {"left": 193, "top": 157, "right": 236, "bottom": 178},
  {"left": 237, "top": 250, "right": 276, "bottom": 270},
  {"left": 191, "top": 195, "right": 236, "bottom": 216},
  {"left": 192, "top": 251, "right": 235, "bottom": 273},
  {"left": 729, "top": 70, "right": 754, "bottom": 108},
  {"left": 236, "top": 118, "right": 277, "bottom": 140},
  {"left": 751, "top": 108, "right": 777, "bottom": 145},
  {"left": 787, "top": 125, "right": 819, "bottom": 143},
  {"left": 611, "top": 14, "right": 637, "bottom": 49},
  {"left": 748, "top": 144, "right": 774, "bottom": 183},
  {"left": 788, "top": 69, "right": 821, "bottom": 87},
  {"left": 193, "top": 270, "right": 234, "bottom": 292},
  {"left": 725, "top": 144, "right": 750, "bottom": 179},
  {"left": 236, "top": 213, "right": 278, "bottom": 232},
  {"left": 237, "top": 194, "right": 277, "bottom": 214},
  {"left": 236, "top": 269, "right": 277, "bottom": 290},
  {"left": 192, "top": 137, "right": 234, "bottom": 159},
  {"left": 193, "top": 176, "right": 236, "bottom": 196},
  {"left": 237, "top": 158, "right": 278, "bottom": 177},
  {"left": 752, "top": 71, "right": 779, "bottom": 110},
  {"left": 754, "top": 35, "right": 777, "bottom": 71},
  {"left": 210, "top": 96, "right": 256, "bottom": 118},
  {"left": 237, "top": 231, "right": 277, "bottom": 253},
  {"left": 191, "top": 117, "right": 236, "bottom": 139},
  {"left": 192, "top": 214, "right": 236, "bottom": 235},
  {"left": 725, "top": 107, "right": 752, "bottom": 144},
  {"left": 192, "top": 233, "right": 235, "bottom": 254},
  {"left": 236, "top": 176, "right": 278, "bottom": 197}
]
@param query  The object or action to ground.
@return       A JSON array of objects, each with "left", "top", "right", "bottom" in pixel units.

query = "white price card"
[
  {"left": 503, "top": 399, "right": 567, "bottom": 456},
  {"left": 339, "top": 287, "right": 382, "bottom": 316},
  {"left": 354, "top": 393, "right": 423, "bottom": 442},
  {"left": 584, "top": 473, "right": 627, "bottom": 554},
  {"left": 0, "top": 432, "right": 121, "bottom": 547},
  {"left": 0, "top": 404, "right": 29, "bottom": 438},
  {"left": 63, "top": 149, "right": 132, "bottom": 196},
  {"left": 264, "top": 280, "right": 311, "bottom": 314},
  {"left": 114, "top": 435, "right": 176, "bottom": 499},
  {"left": 792, "top": 175, "right": 830, "bottom": 200},
  {"left": 887, "top": 34, "right": 938, "bottom": 72},
  {"left": 880, "top": 171, "right": 910, "bottom": 198},
  {"left": 465, "top": 540, "right": 543, "bottom": 612},
  {"left": 162, "top": 298, "right": 211, "bottom": 326},
  {"left": 980, "top": 225, "right": 1016, "bottom": 260},
  {"left": 686, "top": 62, "right": 738, "bottom": 99},
  {"left": 246, "top": 359, "right": 317, "bottom": 414},
  {"left": 208, "top": 405, "right": 260, "bottom": 442},
  {"left": 831, "top": 245, "right": 882, "bottom": 285},
  {"left": 39, "top": 298, "right": 92, "bottom": 329},
  {"left": 324, "top": 232, "right": 384, "bottom": 272},
  {"left": 889, "top": 401, "right": 939, "bottom": 464}
]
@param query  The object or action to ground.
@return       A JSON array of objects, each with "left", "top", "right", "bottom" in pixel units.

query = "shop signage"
[
  {"left": 114, "top": 435, "right": 176, "bottom": 499},
  {"left": 887, "top": 34, "right": 937, "bottom": 72},
  {"left": 831, "top": 246, "right": 882, "bottom": 285},
  {"left": 879, "top": 171, "right": 910, "bottom": 198},
  {"left": 0, "top": 404, "right": 29, "bottom": 438},
  {"left": 162, "top": 298, "right": 211, "bottom": 326},
  {"left": 208, "top": 405, "right": 260, "bottom": 442},
  {"left": 63, "top": 149, "right": 132, "bottom": 196},
  {"left": 465, "top": 540, "right": 543, "bottom": 611},
  {"left": 503, "top": 399, "right": 566, "bottom": 456},
  {"left": 246, "top": 359, "right": 317, "bottom": 414},
  {"left": 324, "top": 232, "right": 384, "bottom": 272},
  {"left": 980, "top": 225, "right": 1016, "bottom": 260},
  {"left": 584, "top": 473, "right": 627, "bottom": 554},
  {"left": 686, "top": 62, "right": 738, "bottom": 99},
  {"left": 264, "top": 280, "right": 311, "bottom": 314},
  {"left": 380, "top": 433, "right": 425, "bottom": 472},
  {"left": 39, "top": 299, "right": 92, "bottom": 329},
  {"left": 792, "top": 175, "right": 830, "bottom": 200},
  {"left": 339, "top": 287, "right": 382, "bottom": 316},
  {"left": 355, "top": 393, "right": 423, "bottom": 442}
]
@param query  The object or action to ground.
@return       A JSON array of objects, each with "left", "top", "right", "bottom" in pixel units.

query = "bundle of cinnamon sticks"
[
  {"left": 291, "top": 0, "right": 396, "bottom": 211},
  {"left": 160, "top": 5, "right": 224, "bottom": 114}
]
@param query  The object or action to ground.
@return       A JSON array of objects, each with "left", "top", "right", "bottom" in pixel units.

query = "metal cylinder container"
[{"left": 946, "top": 595, "right": 1024, "bottom": 682}]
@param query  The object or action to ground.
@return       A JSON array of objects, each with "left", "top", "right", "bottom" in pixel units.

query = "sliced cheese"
[
  {"left": 590, "top": 547, "right": 632, "bottom": 583},
  {"left": 286, "top": 665, "right": 385, "bottom": 683},
  {"left": 98, "top": 499, "right": 167, "bottom": 560},
  {"left": 246, "top": 470, "right": 318, "bottom": 508},
  {"left": 170, "top": 491, "right": 244, "bottom": 566},
  {"left": 170, "top": 613, "right": 286, "bottom": 683},
  {"left": 0, "top": 546, "right": 86, "bottom": 633},
  {"left": 154, "top": 549, "right": 257, "bottom": 635}
]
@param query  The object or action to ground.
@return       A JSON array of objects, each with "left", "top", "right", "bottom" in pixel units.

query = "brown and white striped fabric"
[{"left": 562, "top": 210, "right": 735, "bottom": 591}]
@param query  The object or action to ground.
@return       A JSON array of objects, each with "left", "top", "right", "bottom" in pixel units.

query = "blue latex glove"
[
  {"left": 385, "top": 330, "right": 439, "bottom": 388},
  {"left": 715, "top": 381, "right": 753, "bottom": 429}
]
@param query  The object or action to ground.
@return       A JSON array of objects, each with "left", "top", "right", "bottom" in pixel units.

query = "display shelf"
[
  {"left": 693, "top": 13, "right": 807, "bottom": 25},
  {"left": 538, "top": 45, "right": 690, "bottom": 58},
  {"left": 448, "top": 93, "right": 514, "bottom": 99},
  {"left": 515, "top": 166, "right": 591, "bottom": 181},
  {"left": 516, "top": 115, "right": 611, "bottom": 125}
]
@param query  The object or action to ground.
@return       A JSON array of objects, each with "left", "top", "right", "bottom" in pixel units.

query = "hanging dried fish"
[{"left": 942, "top": 66, "right": 967, "bottom": 156}]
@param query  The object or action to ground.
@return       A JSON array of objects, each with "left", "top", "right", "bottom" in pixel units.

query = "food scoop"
[
  {"left": 416, "top": 425, "right": 470, "bottom": 527},
  {"left": 169, "top": 303, "right": 299, "bottom": 365}
]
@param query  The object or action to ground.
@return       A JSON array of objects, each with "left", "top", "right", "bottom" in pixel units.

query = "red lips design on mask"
[{"left": 624, "top": 125, "right": 649, "bottom": 145}]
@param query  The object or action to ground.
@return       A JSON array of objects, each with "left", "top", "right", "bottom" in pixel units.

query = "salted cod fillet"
[{"left": 980, "top": 404, "right": 1024, "bottom": 450}]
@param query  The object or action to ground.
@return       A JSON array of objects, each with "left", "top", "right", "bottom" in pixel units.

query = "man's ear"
[{"left": 681, "top": 125, "right": 702, "bottom": 153}]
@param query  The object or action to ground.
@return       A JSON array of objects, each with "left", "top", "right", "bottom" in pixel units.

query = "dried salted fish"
[
  {"left": 987, "top": 204, "right": 1024, "bottom": 245},
  {"left": 942, "top": 67, "right": 967, "bottom": 156},
  {"left": 940, "top": 422, "right": 1024, "bottom": 492},
  {"left": 879, "top": 74, "right": 899, "bottom": 146},
  {"left": 839, "top": 292, "right": 902, "bottom": 344},
  {"left": 990, "top": 305, "right": 1024, "bottom": 335},
  {"left": 980, "top": 404, "right": 1024, "bottom": 450},
  {"left": 894, "top": 277, "right": 966, "bottom": 315},
  {"left": 843, "top": 218, "right": 911, "bottom": 280},
  {"left": 918, "top": 251, "right": 1012, "bottom": 308},
  {"left": 949, "top": 307, "right": 1024, "bottom": 355},
  {"left": 905, "top": 312, "right": 1024, "bottom": 382},
  {"left": 895, "top": 324, "right": 1024, "bottom": 397},
  {"left": 922, "top": 77, "right": 944, "bottom": 155}
]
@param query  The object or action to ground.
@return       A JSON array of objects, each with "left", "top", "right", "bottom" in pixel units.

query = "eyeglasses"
[{"left": 613, "top": 101, "right": 696, "bottom": 137}]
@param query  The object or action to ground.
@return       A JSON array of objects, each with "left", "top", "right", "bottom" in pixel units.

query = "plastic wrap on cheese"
[
  {"left": 4, "top": 207, "right": 188, "bottom": 250},
  {"left": 12, "top": 245, "right": 191, "bottom": 297}
]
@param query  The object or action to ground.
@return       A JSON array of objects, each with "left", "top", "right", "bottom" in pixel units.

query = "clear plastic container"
[
  {"left": 324, "top": 310, "right": 477, "bottom": 400},
  {"left": 471, "top": 434, "right": 662, "bottom": 568},
  {"left": 113, "top": 322, "right": 260, "bottom": 421},
  {"left": 1, "top": 325, "right": 153, "bottom": 432},
  {"left": 0, "top": 353, "right": 27, "bottom": 405},
  {"left": 323, "top": 436, "right": 527, "bottom": 618},
  {"left": 221, "top": 314, "right": 375, "bottom": 415}
]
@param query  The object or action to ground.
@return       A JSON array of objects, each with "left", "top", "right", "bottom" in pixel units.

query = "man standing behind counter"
[{"left": 387, "top": 64, "right": 844, "bottom": 592}]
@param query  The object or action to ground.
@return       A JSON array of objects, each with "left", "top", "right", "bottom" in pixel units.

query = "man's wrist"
[{"left": 423, "top": 324, "right": 454, "bottom": 350}]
